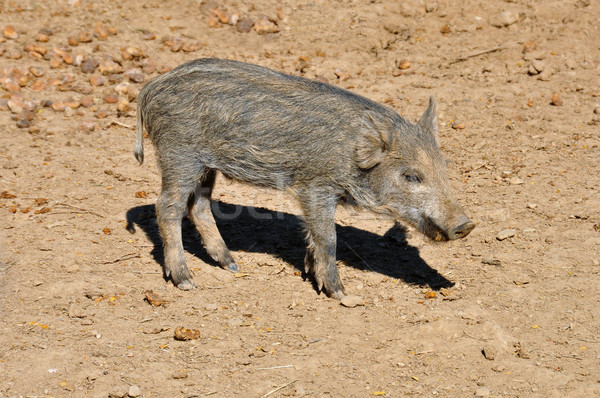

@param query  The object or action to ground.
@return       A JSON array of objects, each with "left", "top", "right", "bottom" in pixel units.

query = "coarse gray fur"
[{"left": 135, "top": 58, "right": 474, "bottom": 299}]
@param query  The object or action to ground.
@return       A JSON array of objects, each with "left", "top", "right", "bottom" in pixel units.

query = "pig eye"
[{"left": 405, "top": 174, "right": 422, "bottom": 184}]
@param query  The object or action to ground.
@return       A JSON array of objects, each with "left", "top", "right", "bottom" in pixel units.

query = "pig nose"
[{"left": 448, "top": 217, "right": 475, "bottom": 240}]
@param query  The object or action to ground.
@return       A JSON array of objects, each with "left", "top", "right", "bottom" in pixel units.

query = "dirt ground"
[{"left": 1, "top": 0, "right": 599, "bottom": 397}]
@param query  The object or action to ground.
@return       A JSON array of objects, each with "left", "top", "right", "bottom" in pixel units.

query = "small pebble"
[
  {"left": 522, "top": 40, "right": 536, "bottom": 53},
  {"left": 594, "top": 107, "right": 600, "bottom": 115},
  {"left": 68, "top": 303, "right": 86, "bottom": 318},
  {"left": 16, "top": 119, "right": 30, "bottom": 128},
  {"left": 80, "top": 96, "right": 94, "bottom": 107},
  {"left": 451, "top": 120, "right": 466, "bottom": 129},
  {"left": 125, "top": 68, "right": 145, "bottom": 83},
  {"left": 490, "top": 10, "right": 518, "bottom": 27},
  {"left": 29, "top": 66, "right": 45, "bottom": 77},
  {"left": 528, "top": 59, "right": 545, "bottom": 75},
  {"left": 90, "top": 75, "right": 105, "bottom": 86},
  {"left": 3, "top": 25, "right": 18, "bottom": 40},
  {"left": 482, "top": 258, "right": 501, "bottom": 266},
  {"left": 254, "top": 16, "right": 280, "bottom": 35},
  {"left": 78, "top": 31, "right": 92, "bottom": 43},
  {"left": 81, "top": 58, "right": 99, "bottom": 74},
  {"left": 128, "top": 385, "right": 142, "bottom": 398},
  {"left": 481, "top": 345, "right": 497, "bottom": 360},
  {"left": 397, "top": 59, "right": 411, "bottom": 70},
  {"left": 496, "top": 229, "right": 516, "bottom": 241},
  {"left": 104, "top": 93, "right": 119, "bottom": 104},
  {"left": 67, "top": 36, "right": 79, "bottom": 46},
  {"left": 551, "top": 92, "right": 562, "bottom": 106},
  {"left": 509, "top": 177, "right": 524, "bottom": 185},
  {"left": 334, "top": 69, "right": 350, "bottom": 81},
  {"left": 340, "top": 295, "right": 365, "bottom": 308},
  {"left": 117, "top": 98, "right": 130, "bottom": 112},
  {"left": 80, "top": 121, "right": 96, "bottom": 132},
  {"left": 236, "top": 18, "right": 255, "bottom": 33},
  {"left": 474, "top": 387, "right": 491, "bottom": 397}
]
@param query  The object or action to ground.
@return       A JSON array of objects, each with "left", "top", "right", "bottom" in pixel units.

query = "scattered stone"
[
  {"left": 424, "top": 291, "right": 436, "bottom": 299},
  {"left": 439, "top": 24, "right": 451, "bottom": 34},
  {"left": 142, "top": 30, "right": 156, "bottom": 40},
  {"left": 36, "top": 33, "right": 50, "bottom": 42},
  {"left": 80, "top": 96, "right": 94, "bottom": 107},
  {"left": 3, "top": 25, "right": 18, "bottom": 40},
  {"left": 68, "top": 303, "right": 86, "bottom": 318},
  {"left": 81, "top": 58, "right": 99, "bottom": 74},
  {"left": 94, "top": 22, "right": 108, "bottom": 40},
  {"left": 6, "top": 49, "right": 23, "bottom": 60},
  {"left": 425, "top": 1, "right": 439, "bottom": 13},
  {"left": 474, "top": 387, "right": 491, "bottom": 397},
  {"left": 594, "top": 106, "right": 600, "bottom": 115},
  {"left": 204, "top": 303, "right": 218, "bottom": 311},
  {"left": 117, "top": 98, "right": 130, "bottom": 112},
  {"left": 551, "top": 92, "right": 562, "bottom": 106},
  {"left": 509, "top": 177, "right": 524, "bottom": 185},
  {"left": 481, "top": 345, "right": 497, "bottom": 360},
  {"left": 522, "top": 40, "right": 536, "bottom": 53},
  {"left": 29, "top": 66, "right": 45, "bottom": 77},
  {"left": 144, "top": 290, "right": 166, "bottom": 307},
  {"left": 121, "top": 46, "right": 143, "bottom": 60},
  {"left": 80, "top": 121, "right": 96, "bottom": 132},
  {"left": 7, "top": 100, "right": 24, "bottom": 114},
  {"left": 340, "top": 295, "right": 365, "bottom": 308},
  {"left": 490, "top": 10, "right": 518, "bottom": 27},
  {"left": 334, "top": 69, "right": 350, "bottom": 81},
  {"left": 172, "top": 371, "right": 188, "bottom": 379},
  {"left": 16, "top": 119, "right": 30, "bottom": 128},
  {"left": 528, "top": 59, "right": 545, "bottom": 75},
  {"left": 64, "top": 97, "right": 81, "bottom": 109},
  {"left": 99, "top": 58, "right": 123, "bottom": 75},
  {"left": 125, "top": 68, "right": 144, "bottom": 83},
  {"left": 90, "top": 75, "right": 105, "bottom": 86},
  {"left": 237, "top": 18, "right": 255, "bottom": 33},
  {"left": 174, "top": 326, "right": 201, "bottom": 341},
  {"left": 67, "top": 36, "right": 79, "bottom": 46},
  {"left": 451, "top": 120, "right": 466, "bottom": 129},
  {"left": 496, "top": 229, "right": 516, "bottom": 241},
  {"left": 78, "top": 31, "right": 93, "bottom": 43},
  {"left": 104, "top": 93, "right": 119, "bottom": 104},
  {"left": 537, "top": 68, "right": 553, "bottom": 81},
  {"left": 128, "top": 385, "right": 142, "bottom": 398},
  {"left": 482, "top": 258, "right": 501, "bottom": 266},
  {"left": 95, "top": 109, "right": 109, "bottom": 118},
  {"left": 514, "top": 342, "right": 531, "bottom": 359},
  {"left": 108, "top": 384, "right": 129, "bottom": 398},
  {"left": 397, "top": 59, "right": 411, "bottom": 70},
  {"left": 254, "top": 16, "right": 279, "bottom": 34},
  {"left": 19, "top": 110, "right": 35, "bottom": 121}
]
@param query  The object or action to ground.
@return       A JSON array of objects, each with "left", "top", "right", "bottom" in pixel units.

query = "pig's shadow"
[{"left": 125, "top": 202, "right": 453, "bottom": 291}]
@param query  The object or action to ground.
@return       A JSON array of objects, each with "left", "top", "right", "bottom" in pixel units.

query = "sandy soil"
[{"left": 1, "top": 0, "right": 599, "bottom": 397}]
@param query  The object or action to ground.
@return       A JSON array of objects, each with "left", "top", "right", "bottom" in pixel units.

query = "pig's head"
[{"left": 355, "top": 97, "right": 475, "bottom": 241}]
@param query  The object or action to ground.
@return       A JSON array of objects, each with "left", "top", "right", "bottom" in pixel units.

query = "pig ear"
[
  {"left": 355, "top": 111, "right": 390, "bottom": 169},
  {"left": 417, "top": 96, "right": 440, "bottom": 147}
]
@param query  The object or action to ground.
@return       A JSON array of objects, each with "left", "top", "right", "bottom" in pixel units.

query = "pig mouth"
[{"left": 419, "top": 215, "right": 450, "bottom": 242}]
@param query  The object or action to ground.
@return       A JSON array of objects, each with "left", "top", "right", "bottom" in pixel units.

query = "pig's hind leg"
[{"left": 187, "top": 170, "right": 239, "bottom": 273}]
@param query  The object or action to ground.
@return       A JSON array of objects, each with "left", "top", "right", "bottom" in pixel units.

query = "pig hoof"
[
  {"left": 176, "top": 279, "right": 197, "bottom": 290},
  {"left": 223, "top": 262, "right": 239, "bottom": 273},
  {"left": 329, "top": 289, "right": 347, "bottom": 301}
]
